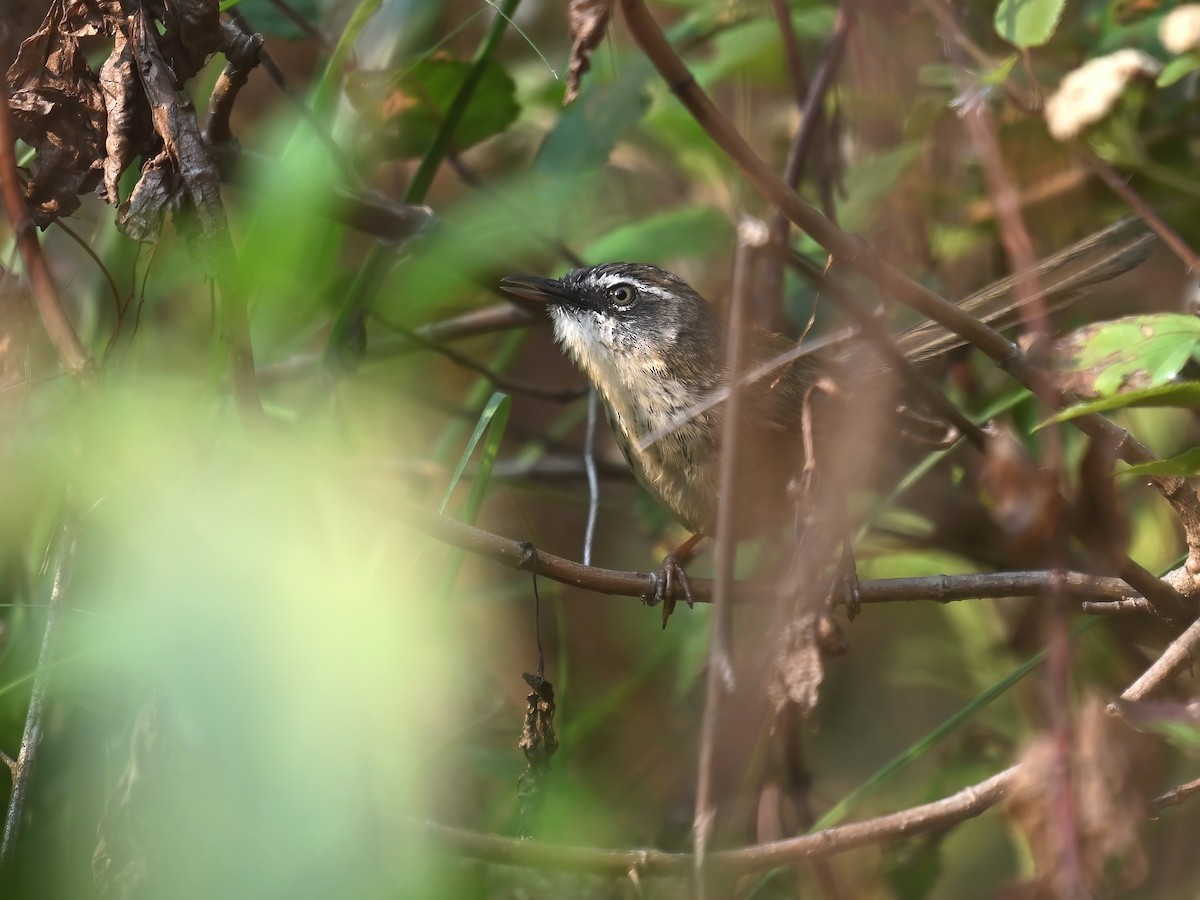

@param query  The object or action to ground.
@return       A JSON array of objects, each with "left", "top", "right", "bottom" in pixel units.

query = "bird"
[{"left": 499, "top": 220, "right": 1154, "bottom": 623}]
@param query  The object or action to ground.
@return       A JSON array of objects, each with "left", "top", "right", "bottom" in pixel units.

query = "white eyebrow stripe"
[{"left": 588, "top": 270, "right": 675, "bottom": 303}]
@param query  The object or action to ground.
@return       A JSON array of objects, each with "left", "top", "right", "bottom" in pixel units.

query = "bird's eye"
[{"left": 610, "top": 283, "right": 637, "bottom": 307}]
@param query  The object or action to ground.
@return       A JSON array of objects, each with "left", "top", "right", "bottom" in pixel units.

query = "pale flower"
[
  {"left": 1045, "top": 50, "right": 1162, "bottom": 141},
  {"left": 1161, "top": 5, "right": 1200, "bottom": 55}
]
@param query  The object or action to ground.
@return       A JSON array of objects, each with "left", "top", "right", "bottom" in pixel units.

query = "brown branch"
[
  {"left": 760, "top": 7, "right": 853, "bottom": 326},
  {"left": 1083, "top": 152, "right": 1200, "bottom": 273},
  {"left": 0, "top": 82, "right": 95, "bottom": 381},
  {"left": 203, "top": 21, "right": 263, "bottom": 147},
  {"left": 212, "top": 145, "right": 433, "bottom": 243},
  {"left": 255, "top": 303, "right": 538, "bottom": 385},
  {"left": 372, "top": 315, "right": 587, "bottom": 403},
  {"left": 1119, "top": 612, "right": 1200, "bottom": 702},
  {"left": 1150, "top": 775, "right": 1200, "bottom": 813},
  {"left": 396, "top": 495, "right": 1131, "bottom": 607},
  {"left": 417, "top": 767, "right": 1014, "bottom": 875}
]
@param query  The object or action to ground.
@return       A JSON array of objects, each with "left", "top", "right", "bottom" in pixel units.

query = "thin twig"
[
  {"left": 128, "top": 10, "right": 263, "bottom": 421},
  {"left": 783, "top": 249, "right": 986, "bottom": 451},
  {"left": 256, "top": 303, "right": 538, "bottom": 385},
  {"left": 1084, "top": 153, "right": 1200, "bottom": 273},
  {"left": 264, "top": 0, "right": 331, "bottom": 49},
  {"left": 203, "top": 21, "right": 263, "bottom": 147},
  {"left": 373, "top": 315, "right": 587, "bottom": 402},
  {"left": 0, "top": 507, "right": 79, "bottom": 868},
  {"left": 1150, "top": 775, "right": 1200, "bottom": 813},
  {"left": 952, "top": 25, "right": 1084, "bottom": 887},
  {"left": 694, "top": 219, "right": 765, "bottom": 895},
  {"left": 760, "top": 7, "right": 853, "bottom": 325},
  {"left": 582, "top": 388, "right": 600, "bottom": 566},
  {"left": 1119, "top": 612, "right": 1200, "bottom": 702},
  {"left": 0, "top": 81, "right": 94, "bottom": 381}
]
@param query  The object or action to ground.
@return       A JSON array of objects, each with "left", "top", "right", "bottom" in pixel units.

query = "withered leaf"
[
  {"left": 99, "top": 27, "right": 153, "bottom": 205},
  {"left": 5, "top": 0, "right": 109, "bottom": 223},
  {"left": 117, "top": 151, "right": 184, "bottom": 243},
  {"left": 766, "top": 613, "right": 825, "bottom": 718},
  {"left": 5, "top": 0, "right": 221, "bottom": 229},
  {"left": 564, "top": 0, "right": 612, "bottom": 105},
  {"left": 151, "top": 0, "right": 221, "bottom": 83}
]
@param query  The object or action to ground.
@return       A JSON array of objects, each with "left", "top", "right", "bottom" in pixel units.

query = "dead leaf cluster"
[{"left": 5, "top": 0, "right": 243, "bottom": 246}]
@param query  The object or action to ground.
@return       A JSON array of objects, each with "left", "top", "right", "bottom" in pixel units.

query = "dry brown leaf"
[
  {"left": 766, "top": 613, "right": 825, "bottom": 718},
  {"left": 5, "top": 0, "right": 110, "bottom": 223},
  {"left": 981, "top": 427, "right": 1063, "bottom": 556},
  {"left": 117, "top": 151, "right": 184, "bottom": 242},
  {"left": 5, "top": 0, "right": 224, "bottom": 235},
  {"left": 1005, "top": 695, "right": 1155, "bottom": 896},
  {"left": 564, "top": 0, "right": 611, "bottom": 105},
  {"left": 152, "top": 0, "right": 221, "bottom": 83},
  {"left": 99, "top": 27, "right": 152, "bottom": 205}
]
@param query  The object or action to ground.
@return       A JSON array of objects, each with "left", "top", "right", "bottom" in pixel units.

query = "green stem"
[{"left": 404, "top": 0, "right": 522, "bottom": 205}]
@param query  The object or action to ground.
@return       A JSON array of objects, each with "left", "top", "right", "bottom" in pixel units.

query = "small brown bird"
[{"left": 500, "top": 220, "right": 1153, "bottom": 618}]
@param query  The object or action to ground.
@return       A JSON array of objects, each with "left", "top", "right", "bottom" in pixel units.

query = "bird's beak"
[{"left": 499, "top": 275, "right": 590, "bottom": 311}]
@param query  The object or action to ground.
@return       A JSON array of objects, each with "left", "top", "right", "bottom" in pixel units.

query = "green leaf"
[
  {"left": 379, "top": 58, "right": 518, "bottom": 159},
  {"left": 1122, "top": 447, "right": 1200, "bottom": 478},
  {"left": 994, "top": 0, "right": 1067, "bottom": 48},
  {"left": 533, "top": 67, "right": 652, "bottom": 177},
  {"left": 583, "top": 206, "right": 734, "bottom": 263},
  {"left": 1158, "top": 53, "right": 1200, "bottom": 87},
  {"left": 1041, "top": 382, "right": 1200, "bottom": 427},
  {"left": 982, "top": 54, "right": 1020, "bottom": 85},
  {"left": 1056, "top": 313, "right": 1200, "bottom": 397}
]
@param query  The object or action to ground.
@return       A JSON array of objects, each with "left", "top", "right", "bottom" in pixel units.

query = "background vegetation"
[{"left": 4, "top": 0, "right": 1200, "bottom": 896}]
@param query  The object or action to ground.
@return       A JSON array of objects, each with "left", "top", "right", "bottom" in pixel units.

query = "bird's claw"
[
  {"left": 830, "top": 547, "right": 861, "bottom": 621},
  {"left": 649, "top": 554, "right": 695, "bottom": 629}
]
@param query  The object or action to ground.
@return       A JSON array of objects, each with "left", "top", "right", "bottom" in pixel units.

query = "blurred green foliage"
[{"left": 4, "top": 0, "right": 1200, "bottom": 897}]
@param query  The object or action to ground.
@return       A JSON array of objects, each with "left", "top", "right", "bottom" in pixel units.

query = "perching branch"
[{"left": 395, "top": 495, "right": 1131, "bottom": 608}]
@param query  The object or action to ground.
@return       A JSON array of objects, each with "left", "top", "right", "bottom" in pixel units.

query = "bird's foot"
[
  {"left": 829, "top": 542, "right": 862, "bottom": 621},
  {"left": 650, "top": 553, "right": 695, "bottom": 629}
]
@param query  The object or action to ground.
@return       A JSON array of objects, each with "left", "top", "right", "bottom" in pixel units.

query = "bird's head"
[{"left": 500, "top": 263, "right": 724, "bottom": 402}]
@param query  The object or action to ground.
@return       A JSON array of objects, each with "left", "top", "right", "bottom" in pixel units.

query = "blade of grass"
[
  {"left": 436, "top": 391, "right": 512, "bottom": 599},
  {"left": 433, "top": 329, "right": 526, "bottom": 461}
]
